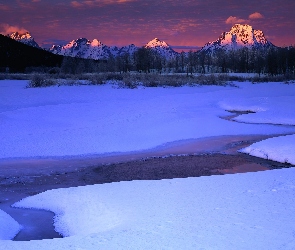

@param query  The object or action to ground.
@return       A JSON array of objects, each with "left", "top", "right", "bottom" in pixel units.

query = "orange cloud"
[
  {"left": 0, "top": 24, "right": 28, "bottom": 35},
  {"left": 225, "top": 16, "right": 247, "bottom": 24},
  {"left": 249, "top": 12, "right": 264, "bottom": 19}
]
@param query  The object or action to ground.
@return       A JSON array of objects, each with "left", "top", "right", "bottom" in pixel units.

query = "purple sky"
[{"left": 0, "top": 0, "right": 294, "bottom": 50}]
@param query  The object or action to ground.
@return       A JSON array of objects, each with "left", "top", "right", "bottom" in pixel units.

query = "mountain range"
[
  {"left": 49, "top": 38, "right": 138, "bottom": 60},
  {"left": 7, "top": 24, "right": 275, "bottom": 61},
  {"left": 49, "top": 37, "right": 177, "bottom": 60}
]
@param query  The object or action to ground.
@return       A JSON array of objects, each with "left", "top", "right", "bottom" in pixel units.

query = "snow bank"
[
  {"left": 0, "top": 210, "right": 21, "bottom": 240},
  {"left": 13, "top": 187, "right": 124, "bottom": 237},
  {"left": 240, "top": 134, "right": 295, "bottom": 165},
  {"left": 1, "top": 167, "right": 294, "bottom": 249},
  {"left": 219, "top": 82, "right": 295, "bottom": 126},
  {"left": 218, "top": 82, "right": 295, "bottom": 164}
]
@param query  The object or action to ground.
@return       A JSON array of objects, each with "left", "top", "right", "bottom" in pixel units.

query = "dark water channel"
[
  {"left": 0, "top": 196, "right": 62, "bottom": 241},
  {"left": 12, "top": 208, "right": 62, "bottom": 241}
]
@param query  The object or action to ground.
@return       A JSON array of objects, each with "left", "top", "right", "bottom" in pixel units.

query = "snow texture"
[
  {"left": 0, "top": 210, "right": 21, "bottom": 240},
  {"left": 1, "top": 80, "right": 295, "bottom": 160},
  {"left": 1, "top": 80, "right": 295, "bottom": 248},
  {"left": 218, "top": 82, "right": 295, "bottom": 164},
  {"left": 1, "top": 167, "right": 294, "bottom": 249}
]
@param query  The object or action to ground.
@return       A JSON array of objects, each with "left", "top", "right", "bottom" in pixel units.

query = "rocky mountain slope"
[
  {"left": 145, "top": 38, "right": 177, "bottom": 59},
  {"left": 201, "top": 24, "right": 274, "bottom": 53},
  {"left": 49, "top": 38, "right": 111, "bottom": 60},
  {"left": 8, "top": 32, "right": 40, "bottom": 48}
]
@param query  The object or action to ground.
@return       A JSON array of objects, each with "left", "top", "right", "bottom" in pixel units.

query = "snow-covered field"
[
  {"left": 1, "top": 80, "right": 294, "bottom": 160},
  {"left": 0, "top": 168, "right": 294, "bottom": 250},
  {"left": 1, "top": 80, "right": 295, "bottom": 249}
]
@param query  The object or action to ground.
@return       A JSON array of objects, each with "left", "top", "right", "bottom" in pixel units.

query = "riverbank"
[{"left": 0, "top": 134, "right": 293, "bottom": 241}]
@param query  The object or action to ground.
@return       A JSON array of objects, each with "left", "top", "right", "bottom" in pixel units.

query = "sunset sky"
[{"left": 0, "top": 0, "right": 294, "bottom": 50}]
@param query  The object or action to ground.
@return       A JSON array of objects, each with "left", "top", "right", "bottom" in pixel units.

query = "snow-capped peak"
[
  {"left": 229, "top": 24, "right": 268, "bottom": 45},
  {"left": 49, "top": 37, "right": 111, "bottom": 60},
  {"left": 8, "top": 31, "right": 40, "bottom": 48},
  {"left": 49, "top": 37, "right": 178, "bottom": 61},
  {"left": 201, "top": 24, "right": 273, "bottom": 53},
  {"left": 145, "top": 38, "right": 169, "bottom": 48},
  {"left": 144, "top": 38, "right": 177, "bottom": 59},
  {"left": 9, "top": 31, "right": 32, "bottom": 40},
  {"left": 91, "top": 39, "right": 103, "bottom": 47}
]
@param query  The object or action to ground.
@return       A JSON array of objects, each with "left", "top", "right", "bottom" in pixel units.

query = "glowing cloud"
[
  {"left": 249, "top": 12, "right": 264, "bottom": 19},
  {"left": 225, "top": 16, "right": 247, "bottom": 24},
  {"left": 71, "top": 1, "right": 83, "bottom": 7},
  {"left": 0, "top": 24, "right": 28, "bottom": 35}
]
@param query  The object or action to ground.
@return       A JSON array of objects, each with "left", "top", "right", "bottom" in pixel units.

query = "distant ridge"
[
  {"left": 49, "top": 38, "right": 110, "bottom": 60},
  {"left": 49, "top": 38, "right": 141, "bottom": 60},
  {"left": 47, "top": 37, "right": 178, "bottom": 60},
  {"left": 7, "top": 24, "right": 279, "bottom": 62}
]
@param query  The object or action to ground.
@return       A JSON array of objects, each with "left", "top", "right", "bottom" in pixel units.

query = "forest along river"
[{"left": 1, "top": 112, "right": 295, "bottom": 241}]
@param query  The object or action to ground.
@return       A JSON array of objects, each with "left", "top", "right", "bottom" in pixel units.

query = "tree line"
[
  {"left": 68, "top": 45, "right": 294, "bottom": 77},
  {"left": 196, "top": 46, "right": 295, "bottom": 76}
]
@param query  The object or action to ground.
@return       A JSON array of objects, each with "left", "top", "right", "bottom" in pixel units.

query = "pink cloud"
[
  {"left": 71, "top": 0, "right": 134, "bottom": 8},
  {"left": 0, "top": 24, "right": 28, "bottom": 35},
  {"left": 225, "top": 16, "right": 248, "bottom": 24},
  {"left": 0, "top": 4, "right": 10, "bottom": 10},
  {"left": 71, "top": 1, "right": 83, "bottom": 7},
  {"left": 225, "top": 12, "right": 264, "bottom": 26},
  {"left": 16, "top": 0, "right": 35, "bottom": 9},
  {"left": 249, "top": 12, "right": 264, "bottom": 19}
]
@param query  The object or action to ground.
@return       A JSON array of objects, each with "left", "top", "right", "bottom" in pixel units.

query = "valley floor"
[{"left": 0, "top": 80, "right": 295, "bottom": 249}]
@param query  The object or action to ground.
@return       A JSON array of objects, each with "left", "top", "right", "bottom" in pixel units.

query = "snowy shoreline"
[
  {"left": 1, "top": 80, "right": 295, "bottom": 249},
  {"left": 2, "top": 166, "right": 295, "bottom": 249},
  {"left": 0, "top": 134, "right": 283, "bottom": 177},
  {"left": 0, "top": 134, "right": 293, "bottom": 243}
]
